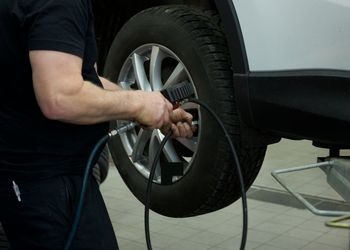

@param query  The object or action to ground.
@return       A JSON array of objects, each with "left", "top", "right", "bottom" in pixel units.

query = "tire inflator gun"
[{"left": 64, "top": 81, "right": 248, "bottom": 250}]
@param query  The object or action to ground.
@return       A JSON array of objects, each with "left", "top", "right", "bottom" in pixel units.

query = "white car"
[{"left": 93, "top": 0, "right": 350, "bottom": 217}]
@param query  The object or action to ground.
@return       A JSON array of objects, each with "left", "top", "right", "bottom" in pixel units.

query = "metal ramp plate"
[
  {"left": 321, "top": 157, "right": 350, "bottom": 203},
  {"left": 271, "top": 158, "right": 350, "bottom": 217}
]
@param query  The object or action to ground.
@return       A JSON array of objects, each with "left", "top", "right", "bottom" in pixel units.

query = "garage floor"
[{"left": 101, "top": 139, "right": 350, "bottom": 250}]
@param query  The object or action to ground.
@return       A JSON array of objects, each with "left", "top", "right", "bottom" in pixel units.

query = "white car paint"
[{"left": 232, "top": 0, "right": 350, "bottom": 71}]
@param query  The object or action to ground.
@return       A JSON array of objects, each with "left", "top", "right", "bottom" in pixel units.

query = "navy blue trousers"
[{"left": 0, "top": 175, "right": 118, "bottom": 250}]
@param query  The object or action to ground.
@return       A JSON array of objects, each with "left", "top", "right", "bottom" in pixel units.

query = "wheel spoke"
[
  {"left": 164, "top": 62, "right": 187, "bottom": 89},
  {"left": 150, "top": 46, "right": 165, "bottom": 91},
  {"left": 131, "top": 129, "right": 152, "bottom": 162},
  {"left": 162, "top": 140, "right": 182, "bottom": 162},
  {"left": 132, "top": 53, "right": 151, "bottom": 91},
  {"left": 175, "top": 137, "right": 198, "bottom": 153},
  {"left": 148, "top": 131, "right": 161, "bottom": 179}
]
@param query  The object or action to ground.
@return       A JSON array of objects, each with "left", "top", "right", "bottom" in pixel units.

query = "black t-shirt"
[{"left": 0, "top": 0, "right": 109, "bottom": 180}]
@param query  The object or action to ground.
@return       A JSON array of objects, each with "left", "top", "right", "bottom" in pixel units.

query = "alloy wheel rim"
[{"left": 117, "top": 44, "right": 200, "bottom": 184}]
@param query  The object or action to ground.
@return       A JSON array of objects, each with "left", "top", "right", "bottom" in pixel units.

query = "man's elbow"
[{"left": 38, "top": 96, "right": 72, "bottom": 121}]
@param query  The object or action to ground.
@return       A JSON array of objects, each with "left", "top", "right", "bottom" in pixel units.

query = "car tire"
[
  {"left": 0, "top": 223, "right": 9, "bottom": 250},
  {"left": 104, "top": 5, "right": 267, "bottom": 217},
  {"left": 92, "top": 146, "right": 110, "bottom": 184}
]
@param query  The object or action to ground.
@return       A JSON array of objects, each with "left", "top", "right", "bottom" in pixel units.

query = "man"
[{"left": 0, "top": 0, "right": 194, "bottom": 249}]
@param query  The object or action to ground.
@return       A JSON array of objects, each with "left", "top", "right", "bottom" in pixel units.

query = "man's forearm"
[
  {"left": 31, "top": 50, "right": 173, "bottom": 129},
  {"left": 99, "top": 76, "right": 122, "bottom": 91},
  {"left": 50, "top": 80, "right": 140, "bottom": 125}
]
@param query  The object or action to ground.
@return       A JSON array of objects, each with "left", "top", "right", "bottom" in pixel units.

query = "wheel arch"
[
  {"left": 92, "top": 0, "right": 248, "bottom": 75},
  {"left": 213, "top": 0, "right": 248, "bottom": 74}
]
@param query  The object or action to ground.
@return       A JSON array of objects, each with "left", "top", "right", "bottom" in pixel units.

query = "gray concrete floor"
[{"left": 101, "top": 139, "right": 350, "bottom": 250}]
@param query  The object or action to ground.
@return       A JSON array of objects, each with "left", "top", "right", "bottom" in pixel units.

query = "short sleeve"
[{"left": 16, "top": 0, "right": 89, "bottom": 58}]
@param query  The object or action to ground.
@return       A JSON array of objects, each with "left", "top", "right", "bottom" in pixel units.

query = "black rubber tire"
[
  {"left": 104, "top": 5, "right": 267, "bottom": 217},
  {"left": 92, "top": 146, "right": 110, "bottom": 184},
  {"left": 0, "top": 223, "right": 9, "bottom": 250}
]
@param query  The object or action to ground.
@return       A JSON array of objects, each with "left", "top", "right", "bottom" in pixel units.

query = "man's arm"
[
  {"left": 30, "top": 50, "right": 173, "bottom": 129},
  {"left": 30, "top": 50, "right": 194, "bottom": 137}
]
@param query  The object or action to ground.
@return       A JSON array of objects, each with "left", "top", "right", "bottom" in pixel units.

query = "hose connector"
[{"left": 109, "top": 122, "right": 137, "bottom": 137}]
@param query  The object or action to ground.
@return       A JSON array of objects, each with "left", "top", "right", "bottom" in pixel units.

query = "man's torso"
[{"left": 0, "top": 0, "right": 108, "bottom": 180}]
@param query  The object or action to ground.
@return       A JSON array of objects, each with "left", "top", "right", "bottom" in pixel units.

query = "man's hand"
[
  {"left": 133, "top": 91, "right": 173, "bottom": 130},
  {"left": 170, "top": 108, "right": 195, "bottom": 138},
  {"left": 132, "top": 92, "right": 194, "bottom": 138}
]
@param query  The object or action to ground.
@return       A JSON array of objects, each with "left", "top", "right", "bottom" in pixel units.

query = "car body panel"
[
  {"left": 232, "top": 0, "right": 350, "bottom": 72},
  {"left": 235, "top": 70, "right": 350, "bottom": 147},
  {"left": 213, "top": 0, "right": 350, "bottom": 147}
]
